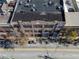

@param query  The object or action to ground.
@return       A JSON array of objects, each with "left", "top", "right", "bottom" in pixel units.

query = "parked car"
[{"left": 0, "top": 38, "right": 14, "bottom": 49}]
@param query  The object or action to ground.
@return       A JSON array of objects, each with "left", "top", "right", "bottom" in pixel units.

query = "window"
[
  {"left": 34, "top": 25, "right": 42, "bottom": 28},
  {"left": 23, "top": 25, "right": 32, "bottom": 28},
  {"left": 44, "top": 25, "right": 53, "bottom": 28}
]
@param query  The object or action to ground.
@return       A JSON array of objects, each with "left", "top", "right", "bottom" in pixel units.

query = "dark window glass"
[
  {"left": 34, "top": 25, "right": 42, "bottom": 28},
  {"left": 44, "top": 25, "right": 53, "bottom": 28},
  {"left": 23, "top": 25, "right": 32, "bottom": 28}
]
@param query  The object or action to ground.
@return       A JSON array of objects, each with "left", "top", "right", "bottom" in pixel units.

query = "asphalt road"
[{"left": 0, "top": 48, "right": 79, "bottom": 59}]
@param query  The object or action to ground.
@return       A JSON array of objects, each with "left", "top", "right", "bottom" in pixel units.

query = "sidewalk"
[{"left": 0, "top": 47, "right": 79, "bottom": 52}]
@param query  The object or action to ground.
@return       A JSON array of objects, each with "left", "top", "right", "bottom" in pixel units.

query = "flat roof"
[
  {"left": 65, "top": 12, "right": 79, "bottom": 26},
  {"left": 64, "top": 0, "right": 79, "bottom": 12},
  {"left": 12, "top": 0, "right": 65, "bottom": 22},
  {"left": 76, "top": 0, "right": 79, "bottom": 9}
]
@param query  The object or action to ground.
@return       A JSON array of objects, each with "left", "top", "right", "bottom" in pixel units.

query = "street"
[{"left": 0, "top": 48, "right": 79, "bottom": 59}]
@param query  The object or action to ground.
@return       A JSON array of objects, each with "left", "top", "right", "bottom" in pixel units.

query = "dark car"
[{"left": 0, "top": 38, "right": 14, "bottom": 49}]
